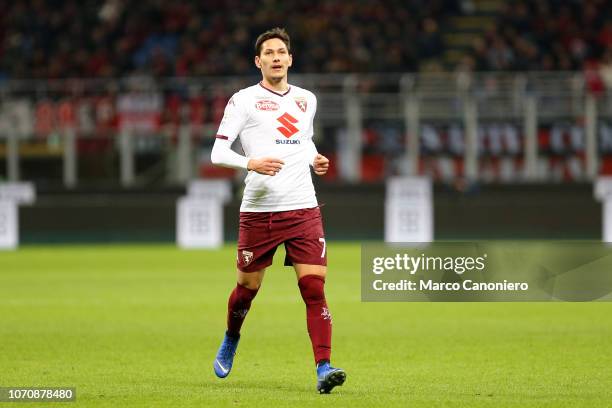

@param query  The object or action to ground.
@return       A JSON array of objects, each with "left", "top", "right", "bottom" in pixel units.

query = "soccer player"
[{"left": 210, "top": 27, "right": 346, "bottom": 394}]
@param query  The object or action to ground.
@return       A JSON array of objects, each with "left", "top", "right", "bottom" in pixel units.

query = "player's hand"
[
  {"left": 313, "top": 154, "right": 329, "bottom": 176},
  {"left": 247, "top": 157, "right": 284, "bottom": 176}
]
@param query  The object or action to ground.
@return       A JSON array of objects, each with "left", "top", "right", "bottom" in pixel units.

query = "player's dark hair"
[{"left": 255, "top": 27, "right": 291, "bottom": 56}]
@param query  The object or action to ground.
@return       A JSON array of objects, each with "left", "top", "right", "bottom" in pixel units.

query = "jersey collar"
[{"left": 259, "top": 81, "right": 291, "bottom": 97}]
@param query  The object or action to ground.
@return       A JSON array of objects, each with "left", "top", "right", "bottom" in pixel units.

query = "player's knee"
[
  {"left": 237, "top": 270, "right": 263, "bottom": 290},
  {"left": 298, "top": 274, "right": 326, "bottom": 303},
  {"left": 237, "top": 280, "right": 261, "bottom": 291}
]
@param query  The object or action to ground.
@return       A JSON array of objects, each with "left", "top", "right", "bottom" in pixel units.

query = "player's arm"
[
  {"left": 211, "top": 138, "right": 249, "bottom": 169},
  {"left": 211, "top": 138, "right": 284, "bottom": 176},
  {"left": 306, "top": 140, "right": 329, "bottom": 176},
  {"left": 313, "top": 153, "right": 329, "bottom": 176},
  {"left": 306, "top": 94, "right": 329, "bottom": 176},
  {"left": 211, "top": 93, "right": 284, "bottom": 176}
]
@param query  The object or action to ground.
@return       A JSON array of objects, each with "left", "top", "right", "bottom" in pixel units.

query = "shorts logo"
[
  {"left": 255, "top": 99, "right": 279, "bottom": 111},
  {"left": 241, "top": 250, "right": 254, "bottom": 266},
  {"left": 294, "top": 97, "right": 307, "bottom": 112}
]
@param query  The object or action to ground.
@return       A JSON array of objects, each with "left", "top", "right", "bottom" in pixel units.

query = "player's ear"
[
  {"left": 254, "top": 55, "right": 261, "bottom": 69},
  {"left": 288, "top": 54, "right": 293, "bottom": 67}
]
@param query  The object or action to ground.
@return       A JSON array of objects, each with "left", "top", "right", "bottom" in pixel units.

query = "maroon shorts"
[{"left": 237, "top": 207, "right": 327, "bottom": 272}]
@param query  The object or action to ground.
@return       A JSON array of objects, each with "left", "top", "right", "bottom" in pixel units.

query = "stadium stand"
[{"left": 0, "top": 0, "right": 462, "bottom": 79}]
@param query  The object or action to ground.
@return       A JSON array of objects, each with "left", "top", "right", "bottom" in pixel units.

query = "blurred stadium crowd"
[
  {"left": 464, "top": 0, "right": 612, "bottom": 73},
  {"left": 2, "top": 0, "right": 612, "bottom": 185},
  {"left": 0, "top": 0, "right": 455, "bottom": 79},
  {"left": 1, "top": 0, "right": 610, "bottom": 80}
]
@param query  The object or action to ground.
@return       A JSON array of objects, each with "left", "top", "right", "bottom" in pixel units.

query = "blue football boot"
[
  {"left": 316, "top": 361, "right": 346, "bottom": 393},
  {"left": 213, "top": 332, "right": 240, "bottom": 378}
]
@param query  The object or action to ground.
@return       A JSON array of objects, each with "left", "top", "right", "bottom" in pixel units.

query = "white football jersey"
[{"left": 216, "top": 82, "right": 319, "bottom": 212}]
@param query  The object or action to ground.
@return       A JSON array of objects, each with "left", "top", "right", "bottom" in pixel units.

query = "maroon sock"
[
  {"left": 298, "top": 275, "right": 332, "bottom": 364},
  {"left": 226, "top": 283, "right": 259, "bottom": 337}
]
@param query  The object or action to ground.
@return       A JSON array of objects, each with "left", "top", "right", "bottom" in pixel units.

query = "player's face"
[{"left": 255, "top": 38, "right": 292, "bottom": 81}]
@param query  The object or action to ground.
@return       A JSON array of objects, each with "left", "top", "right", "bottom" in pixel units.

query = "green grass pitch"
[{"left": 1, "top": 243, "right": 611, "bottom": 407}]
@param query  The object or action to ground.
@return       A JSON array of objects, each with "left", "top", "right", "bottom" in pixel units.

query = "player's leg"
[
  {"left": 294, "top": 264, "right": 346, "bottom": 393},
  {"left": 283, "top": 206, "right": 345, "bottom": 393},
  {"left": 214, "top": 211, "right": 279, "bottom": 378},
  {"left": 294, "top": 264, "right": 329, "bottom": 363},
  {"left": 228, "top": 269, "right": 265, "bottom": 336},
  {"left": 214, "top": 268, "right": 266, "bottom": 379}
]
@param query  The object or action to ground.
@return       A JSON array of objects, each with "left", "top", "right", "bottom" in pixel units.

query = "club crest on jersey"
[
  {"left": 241, "top": 250, "right": 254, "bottom": 266},
  {"left": 294, "top": 97, "right": 307, "bottom": 112},
  {"left": 255, "top": 99, "right": 279, "bottom": 111}
]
